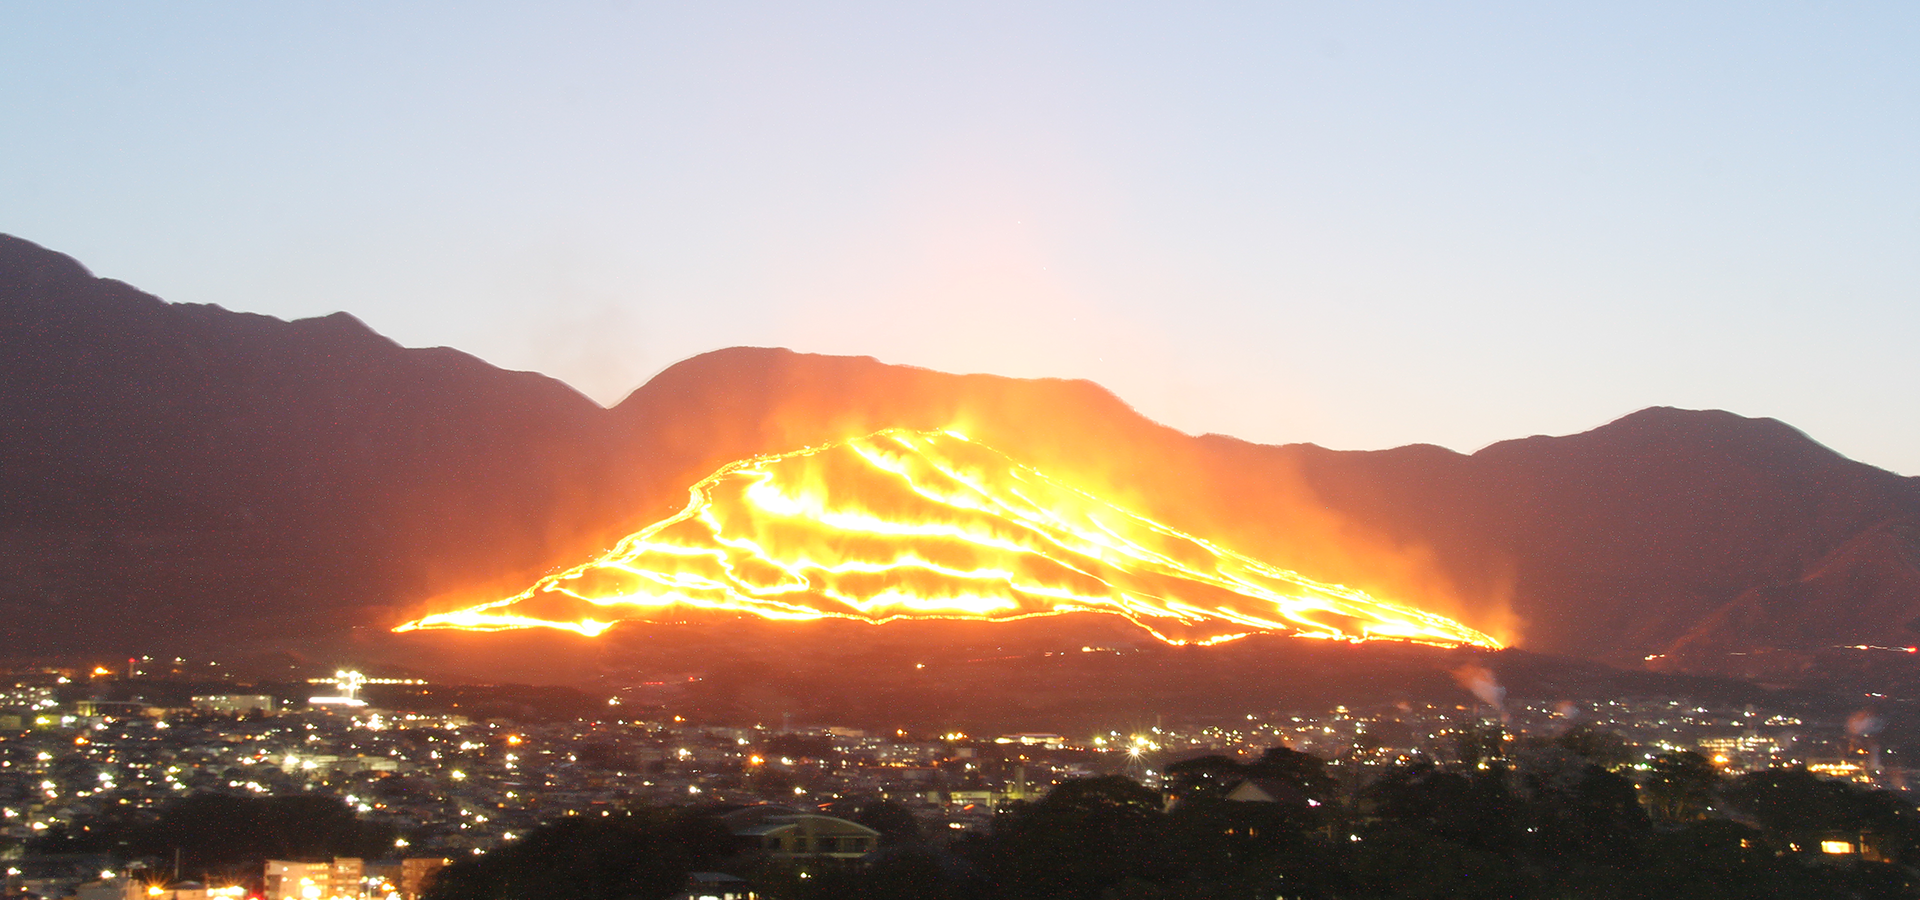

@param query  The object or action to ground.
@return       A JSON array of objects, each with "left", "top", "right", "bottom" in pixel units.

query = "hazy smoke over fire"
[
  {"left": 397, "top": 429, "right": 1501, "bottom": 649},
  {"left": 1848, "top": 710, "right": 1886, "bottom": 738},
  {"left": 1452, "top": 663, "right": 1508, "bottom": 720}
]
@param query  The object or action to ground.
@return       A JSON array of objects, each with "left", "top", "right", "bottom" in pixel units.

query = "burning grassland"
[{"left": 396, "top": 429, "right": 1499, "bottom": 649}]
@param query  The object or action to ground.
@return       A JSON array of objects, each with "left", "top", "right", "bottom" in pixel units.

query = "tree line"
[{"left": 421, "top": 737, "right": 1920, "bottom": 900}]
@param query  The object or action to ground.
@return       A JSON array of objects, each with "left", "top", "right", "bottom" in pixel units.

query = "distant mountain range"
[{"left": 5, "top": 233, "right": 1918, "bottom": 691}]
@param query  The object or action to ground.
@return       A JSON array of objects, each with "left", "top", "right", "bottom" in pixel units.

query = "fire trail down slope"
[{"left": 397, "top": 428, "right": 1499, "bottom": 650}]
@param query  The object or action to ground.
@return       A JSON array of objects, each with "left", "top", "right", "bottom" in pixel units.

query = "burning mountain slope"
[
  {"left": 603, "top": 349, "right": 1920, "bottom": 669},
  {"left": 398, "top": 429, "right": 1498, "bottom": 649},
  {"left": 6, "top": 231, "right": 1920, "bottom": 683},
  {"left": 600, "top": 348, "right": 1515, "bottom": 644}
]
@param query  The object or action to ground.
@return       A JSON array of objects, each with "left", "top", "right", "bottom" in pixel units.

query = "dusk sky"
[{"left": 6, "top": 4, "right": 1917, "bottom": 474}]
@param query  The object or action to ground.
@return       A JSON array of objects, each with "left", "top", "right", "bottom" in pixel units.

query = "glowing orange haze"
[{"left": 395, "top": 429, "right": 1501, "bottom": 649}]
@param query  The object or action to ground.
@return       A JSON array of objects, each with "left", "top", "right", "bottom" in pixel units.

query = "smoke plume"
[{"left": 1451, "top": 663, "right": 1507, "bottom": 721}]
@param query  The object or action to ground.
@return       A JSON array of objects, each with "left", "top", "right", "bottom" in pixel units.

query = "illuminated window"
[{"left": 1821, "top": 840, "right": 1855, "bottom": 855}]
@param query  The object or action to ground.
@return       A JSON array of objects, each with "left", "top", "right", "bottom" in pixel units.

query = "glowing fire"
[{"left": 396, "top": 429, "right": 1500, "bottom": 648}]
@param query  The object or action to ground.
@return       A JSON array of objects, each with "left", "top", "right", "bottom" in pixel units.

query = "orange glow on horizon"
[{"left": 395, "top": 428, "right": 1501, "bottom": 649}]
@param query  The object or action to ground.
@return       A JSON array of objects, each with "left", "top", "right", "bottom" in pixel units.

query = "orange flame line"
[{"left": 395, "top": 428, "right": 1501, "bottom": 649}]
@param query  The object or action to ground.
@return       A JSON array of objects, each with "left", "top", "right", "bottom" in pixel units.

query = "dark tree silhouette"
[
  {"left": 423, "top": 808, "right": 734, "bottom": 900},
  {"left": 981, "top": 776, "right": 1168, "bottom": 900},
  {"left": 1723, "top": 767, "right": 1920, "bottom": 865},
  {"left": 35, "top": 794, "right": 395, "bottom": 882},
  {"left": 1244, "top": 746, "right": 1336, "bottom": 805},
  {"left": 1552, "top": 724, "right": 1634, "bottom": 770},
  {"left": 1362, "top": 763, "right": 1522, "bottom": 857},
  {"left": 844, "top": 798, "right": 924, "bottom": 847},
  {"left": 1450, "top": 723, "right": 1507, "bottom": 769},
  {"left": 1162, "top": 795, "right": 1339, "bottom": 899},
  {"left": 1643, "top": 750, "right": 1720, "bottom": 824},
  {"left": 139, "top": 794, "right": 396, "bottom": 879},
  {"left": 1163, "top": 754, "right": 1246, "bottom": 804}
]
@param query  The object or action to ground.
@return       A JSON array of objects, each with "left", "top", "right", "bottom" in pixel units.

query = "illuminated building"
[
  {"left": 1224, "top": 778, "right": 1310, "bottom": 806},
  {"left": 0, "top": 685, "right": 58, "bottom": 709},
  {"left": 303, "top": 670, "right": 427, "bottom": 710},
  {"left": 1805, "top": 760, "right": 1872, "bottom": 783},
  {"left": 721, "top": 806, "right": 879, "bottom": 862},
  {"left": 190, "top": 695, "right": 277, "bottom": 715},
  {"left": 995, "top": 734, "right": 1069, "bottom": 750},
  {"left": 363, "top": 858, "right": 449, "bottom": 900},
  {"left": 74, "top": 700, "right": 158, "bottom": 718},
  {"left": 1694, "top": 735, "right": 1783, "bottom": 772},
  {"left": 73, "top": 877, "right": 141, "bottom": 900},
  {"left": 143, "top": 881, "right": 247, "bottom": 900},
  {"left": 263, "top": 859, "right": 361, "bottom": 900},
  {"left": 670, "top": 872, "right": 759, "bottom": 900}
]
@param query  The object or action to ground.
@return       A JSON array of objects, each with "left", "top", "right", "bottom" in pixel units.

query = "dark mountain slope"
[
  {"left": 1252, "top": 408, "right": 1920, "bottom": 664},
  {"left": 1463, "top": 409, "right": 1920, "bottom": 662},
  {"left": 0, "top": 235, "right": 637, "bottom": 652}
]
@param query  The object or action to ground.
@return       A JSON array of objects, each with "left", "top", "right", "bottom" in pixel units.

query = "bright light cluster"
[{"left": 396, "top": 429, "right": 1499, "bottom": 649}]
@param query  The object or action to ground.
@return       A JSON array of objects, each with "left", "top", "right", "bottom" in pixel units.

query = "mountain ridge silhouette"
[{"left": 5, "top": 233, "right": 1916, "bottom": 688}]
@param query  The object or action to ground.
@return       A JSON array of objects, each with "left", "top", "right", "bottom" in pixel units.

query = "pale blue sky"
[{"left": 6, "top": 3, "right": 1917, "bottom": 473}]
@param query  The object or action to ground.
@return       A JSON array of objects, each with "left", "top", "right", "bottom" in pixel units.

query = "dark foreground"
[{"left": 423, "top": 749, "right": 1920, "bottom": 900}]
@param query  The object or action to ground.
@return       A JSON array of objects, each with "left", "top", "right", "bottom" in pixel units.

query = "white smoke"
[{"left": 1451, "top": 663, "right": 1507, "bottom": 721}]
